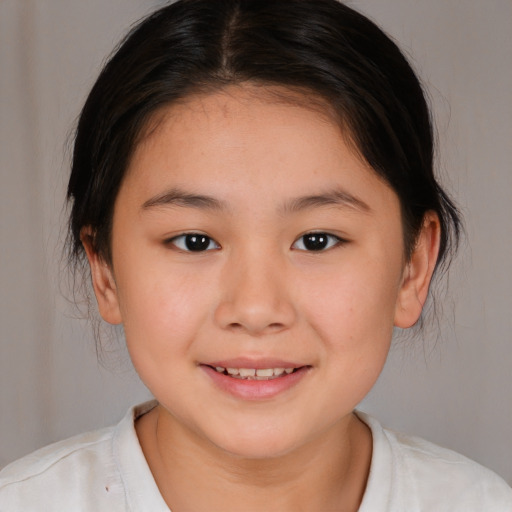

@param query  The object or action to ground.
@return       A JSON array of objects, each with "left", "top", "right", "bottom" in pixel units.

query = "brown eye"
[
  {"left": 292, "top": 233, "right": 341, "bottom": 251},
  {"left": 170, "top": 234, "right": 220, "bottom": 252}
]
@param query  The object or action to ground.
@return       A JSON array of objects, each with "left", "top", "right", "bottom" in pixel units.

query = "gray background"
[{"left": 1, "top": 0, "right": 511, "bottom": 483}]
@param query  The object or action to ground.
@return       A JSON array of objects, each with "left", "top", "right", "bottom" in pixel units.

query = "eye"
[
  {"left": 168, "top": 233, "right": 220, "bottom": 252},
  {"left": 292, "top": 232, "right": 342, "bottom": 252}
]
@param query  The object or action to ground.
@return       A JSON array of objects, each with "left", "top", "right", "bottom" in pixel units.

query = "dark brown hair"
[{"left": 67, "top": 0, "right": 460, "bottom": 273}]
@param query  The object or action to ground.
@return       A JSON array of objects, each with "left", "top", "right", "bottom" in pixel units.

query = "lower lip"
[{"left": 201, "top": 366, "right": 310, "bottom": 400}]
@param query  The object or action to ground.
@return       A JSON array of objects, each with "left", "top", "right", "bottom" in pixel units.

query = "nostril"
[
  {"left": 228, "top": 322, "right": 244, "bottom": 330},
  {"left": 226, "top": 321, "right": 285, "bottom": 334}
]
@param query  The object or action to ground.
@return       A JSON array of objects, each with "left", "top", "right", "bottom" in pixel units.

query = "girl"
[{"left": 1, "top": 0, "right": 511, "bottom": 510}]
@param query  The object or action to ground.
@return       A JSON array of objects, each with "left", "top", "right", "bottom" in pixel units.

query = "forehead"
[
  {"left": 131, "top": 85, "right": 359, "bottom": 182},
  {"left": 122, "top": 85, "right": 397, "bottom": 215},
  {"left": 141, "top": 84, "right": 342, "bottom": 141}
]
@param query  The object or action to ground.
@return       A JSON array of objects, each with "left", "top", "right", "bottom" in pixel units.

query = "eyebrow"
[
  {"left": 141, "top": 186, "right": 371, "bottom": 214},
  {"left": 281, "top": 188, "right": 371, "bottom": 214},
  {"left": 142, "top": 188, "right": 227, "bottom": 211}
]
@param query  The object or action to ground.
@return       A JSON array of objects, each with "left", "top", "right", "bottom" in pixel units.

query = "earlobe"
[
  {"left": 80, "top": 228, "right": 122, "bottom": 325},
  {"left": 394, "top": 212, "right": 441, "bottom": 328}
]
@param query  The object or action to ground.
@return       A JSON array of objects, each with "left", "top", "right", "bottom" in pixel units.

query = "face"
[{"left": 87, "top": 86, "right": 436, "bottom": 458}]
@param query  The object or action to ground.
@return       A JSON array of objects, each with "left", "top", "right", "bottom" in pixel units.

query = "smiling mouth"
[{"left": 209, "top": 366, "right": 300, "bottom": 380}]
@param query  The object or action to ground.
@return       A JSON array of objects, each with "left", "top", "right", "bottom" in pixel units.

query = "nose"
[{"left": 214, "top": 248, "right": 297, "bottom": 336}]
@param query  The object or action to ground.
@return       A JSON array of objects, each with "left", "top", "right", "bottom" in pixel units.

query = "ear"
[
  {"left": 81, "top": 228, "right": 122, "bottom": 325},
  {"left": 394, "top": 212, "right": 441, "bottom": 328}
]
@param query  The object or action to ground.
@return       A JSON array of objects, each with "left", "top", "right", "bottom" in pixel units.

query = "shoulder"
[
  {"left": 0, "top": 426, "right": 114, "bottom": 480},
  {"left": 391, "top": 429, "right": 512, "bottom": 508},
  {"left": 0, "top": 426, "right": 122, "bottom": 511},
  {"left": 0, "top": 401, "right": 162, "bottom": 511},
  {"left": 0, "top": 402, "right": 158, "bottom": 511},
  {"left": 357, "top": 411, "right": 512, "bottom": 512}
]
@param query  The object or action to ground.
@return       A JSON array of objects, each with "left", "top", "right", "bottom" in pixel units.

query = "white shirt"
[{"left": 1, "top": 401, "right": 511, "bottom": 511}]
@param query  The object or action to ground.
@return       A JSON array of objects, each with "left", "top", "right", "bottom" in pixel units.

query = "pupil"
[
  {"left": 185, "top": 235, "right": 210, "bottom": 251},
  {"left": 304, "top": 234, "right": 328, "bottom": 250}
]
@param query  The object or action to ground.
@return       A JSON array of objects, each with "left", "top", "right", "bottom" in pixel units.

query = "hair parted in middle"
[{"left": 68, "top": 0, "right": 460, "bottom": 274}]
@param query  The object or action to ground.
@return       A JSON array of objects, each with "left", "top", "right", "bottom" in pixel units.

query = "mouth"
[
  {"left": 200, "top": 361, "right": 310, "bottom": 400},
  {"left": 209, "top": 366, "right": 299, "bottom": 380}
]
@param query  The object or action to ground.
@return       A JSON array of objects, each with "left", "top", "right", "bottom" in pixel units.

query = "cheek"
[
  {"left": 309, "top": 262, "right": 400, "bottom": 316},
  {"left": 115, "top": 260, "right": 213, "bottom": 367},
  {"left": 299, "top": 254, "right": 401, "bottom": 356}
]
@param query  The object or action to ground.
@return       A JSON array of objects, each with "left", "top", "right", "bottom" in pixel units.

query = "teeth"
[
  {"left": 239, "top": 368, "right": 256, "bottom": 377},
  {"left": 213, "top": 366, "right": 297, "bottom": 380},
  {"left": 256, "top": 368, "right": 273, "bottom": 377}
]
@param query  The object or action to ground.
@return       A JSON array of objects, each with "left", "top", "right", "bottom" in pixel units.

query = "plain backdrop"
[{"left": 1, "top": 0, "right": 511, "bottom": 484}]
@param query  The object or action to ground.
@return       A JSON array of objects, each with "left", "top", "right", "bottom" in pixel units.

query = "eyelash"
[
  {"left": 291, "top": 232, "right": 345, "bottom": 252},
  {"left": 167, "top": 233, "right": 220, "bottom": 252},
  {"left": 166, "top": 232, "right": 346, "bottom": 253}
]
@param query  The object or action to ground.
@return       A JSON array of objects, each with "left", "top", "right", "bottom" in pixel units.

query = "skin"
[{"left": 83, "top": 85, "right": 440, "bottom": 511}]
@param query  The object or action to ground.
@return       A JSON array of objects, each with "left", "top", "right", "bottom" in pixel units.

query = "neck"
[{"left": 136, "top": 406, "right": 372, "bottom": 512}]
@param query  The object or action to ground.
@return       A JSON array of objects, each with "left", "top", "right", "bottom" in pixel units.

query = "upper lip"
[{"left": 201, "top": 358, "right": 307, "bottom": 369}]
